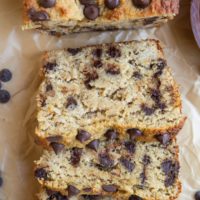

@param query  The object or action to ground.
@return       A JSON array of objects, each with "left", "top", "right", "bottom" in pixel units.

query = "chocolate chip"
[
  {"left": 34, "top": 168, "right": 48, "bottom": 180},
  {"left": 106, "top": 64, "right": 120, "bottom": 75},
  {"left": 129, "top": 195, "right": 143, "bottom": 200},
  {"left": 86, "top": 139, "right": 100, "bottom": 151},
  {"left": 0, "top": 90, "right": 10, "bottom": 103},
  {"left": 67, "top": 48, "right": 81, "bottom": 55},
  {"left": 38, "top": 0, "right": 56, "bottom": 8},
  {"left": 44, "top": 62, "right": 57, "bottom": 72},
  {"left": 0, "top": 69, "right": 12, "bottom": 82},
  {"left": 157, "top": 102, "right": 166, "bottom": 110},
  {"left": 155, "top": 133, "right": 170, "bottom": 145},
  {"left": 0, "top": 177, "right": 3, "bottom": 187},
  {"left": 102, "top": 184, "right": 118, "bottom": 192},
  {"left": 140, "top": 171, "right": 146, "bottom": 184},
  {"left": 107, "top": 46, "right": 121, "bottom": 58},
  {"left": 161, "top": 159, "right": 179, "bottom": 187},
  {"left": 80, "top": 0, "right": 95, "bottom": 5},
  {"left": 132, "top": 0, "right": 151, "bottom": 9},
  {"left": 141, "top": 104, "right": 155, "bottom": 115},
  {"left": 124, "top": 141, "right": 136, "bottom": 153},
  {"left": 105, "top": 0, "right": 120, "bottom": 10},
  {"left": 151, "top": 89, "right": 160, "bottom": 104},
  {"left": 142, "top": 155, "right": 151, "bottom": 165},
  {"left": 156, "top": 58, "right": 166, "bottom": 70},
  {"left": 84, "top": 5, "right": 99, "bottom": 20},
  {"left": 50, "top": 142, "right": 64, "bottom": 154},
  {"left": 83, "top": 69, "right": 99, "bottom": 81},
  {"left": 133, "top": 71, "right": 142, "bottom": 79},
  {"left": 120, "top": 157, "right": 134, "bottom": 172},
  {"left": 70, "top": 148, "right": 83, "bottom": 166},
  {"left": 28, "top": 8, "right": 49, "bottom": 22},
  {"left": 66, "top": 97, "right": 77, "bottom": 109},
  {"left": 195, "top": 191, "right": 200, "bottom": 200},
  {"left": 82, "top": 195, "right": 102, "bottom": 200},
  {"left": 68, "top": 185, "right": 80, "bottom": 197},
  {"left": 127, "top": 128, "right": 143, "bottom": 141},
  {"left": 47, "top": 191, "right": 68, "bottom": 200},
  {"left": 92, "top": 48, "right": 103, "bottom": 58},
  {"left": 98, "top": 153, "right": 114, "bottom": 170},
  {"left": 76, "top": 130, "right": 91, "bottom": 143},
  {"left": 82, "top": 187, "right": 92, "bottom": 192},
  {"left": 46, "top": 135, "right": 62, "bottom": 143},
  {"left": 93, "top": 60, "right": 103, "bottom": 68},
  {"left": 104, "top": 129, "right": 118, "bottom": 140},
  {"left": 46, "top": 84, "right": 53, "bottom": 92}
]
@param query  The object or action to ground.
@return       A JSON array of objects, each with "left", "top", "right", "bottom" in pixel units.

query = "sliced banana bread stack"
[{"left": 34, "top": 40, "right": 185, "bottom": 200}]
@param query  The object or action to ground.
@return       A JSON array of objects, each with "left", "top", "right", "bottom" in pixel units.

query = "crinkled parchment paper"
[{"left": 0, "top": 0, "right": 199, "bottom": 199}]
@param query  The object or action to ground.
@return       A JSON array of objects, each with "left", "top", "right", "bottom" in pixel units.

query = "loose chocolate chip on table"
[
  {"left": 44, "top": 62, "right": 57, "bottom": 72},
  {"left": 70, "top": 147, "right": 83, "bottom": 166},
  {"left": 68, "top": 185, "right": 80, "bottom": 197},
  {"left": 124, "top": 141, "right": 136, "bottom": 153},
  {"left": 38, "top": 0, "right": 56, "bottom": 8},
  {"left": 67, "top": 48, "right": 81, "bottom": 55},
  {"left": 129, "top": 195, "right": 143, "bottom": 200},
  {"left": 50, "top": 142, "right": 65, "bottom": 154},
  {"left": 105, "top": 0, "right": 120, "bottom": 10},
  {"left": 66, "top": 97, "right": 77, "bottom": 109},
  {"left": 107, "top": 46, "right": 121, "bottom": 58},
  {"left": 102, "top": 184, "right": 118, "bottom": 192},
  {"left": 120, "top": 157, "right": 134, "bottom": 172},
  {"left": 93, "top": 60, "right": 103, "bottom": 68},
  {"left": 0, "top": 69, "right": 12, "bottom": 82},
  {"left": 46, "top": 135, "right": 62, "bottom": 143},
  {"left": 34, "top": 168, "right": 48, "bottom": 180},
  {"left": 0, "top": 90, "right": 10, "bottom": 103},
  {"left": 155, "top": 133, "right": 170, "bottom": 145},
  {"left": 28, "top": 8, "right": 49, "bottom": 22},
  {"left": 84, "top": 5, "right": 99, "bottom": 20},
  {"left": 76, "top": 129, "right": 91, "bottom": 142},
  {"left": 98, "top": 153, "right": 114, "bottom": 170},
  {"left": 104, "top": 129, "right": 119, "bottom": 140},
  {"left": 86, "top": 139, "right": 100, "bottom": 151},
  {"left": 127, "top": 128, "right": 143, "bottom": 141},
  {"left": 195, "top": 191, "right": 200, "bottom": 200},
  {"left": 92, "top": 48, "right": 103, "bottom": 58},
  {"left": 132, "top": 0, "right": 151, "bottom": 9}
]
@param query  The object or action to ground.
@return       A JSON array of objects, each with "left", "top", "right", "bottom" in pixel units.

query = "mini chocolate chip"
[
  {"left": 0, "top": 69, "right": 12, "bottom": 82},
  {"left": 107, "top": 46, "right": 121, "bottom": 58},
  {"left": 28, "top": 8, "right": 49, "bottom": 22},
  {"left": 156, "top": 58, "right": 166, "bottom": 70},
  {"left": 132, "top": 0, "right": 151, "bottom": 9},
  {"left": 34, "top": 168, "right": 48, "bottom": 180},
  {"left": 82, "top": 195, "right": 102, "bottom": 200},
  {"left": 102, "top": 184, "right": 118, "bottom": 192},
  {"left": 127, "top": 128, "right": 143, "bottom": 141},
  {"left": 0, "top": 177, "right": 3, "bottom": 187},
  {"left": 70, "top": 148, "right": 83, "bottom": 166},
  {"left": 84, "top": 80, "right": 93, "bottom": 89},
  {"left": 86, "top": 139, "right": 100, "bottom": 151},
  {"left": 93, "top": 60, "right": 103, "bottom": 68},
  {"left": 0, "top": 90, "right": 10, "bottom": 103},
  {"left": 92, "top": 48, "right": 103, "bottom": 58},
  {"left": 129, "top": 195, "right": 143, "bottom": 200},
  {"left": 141, "top": 104, "right": 155, "bottom": 115},
  {"left": 155, "top": 133, "right": 170, "bottom": 145},
  {"left": 76, "top": 130, "right": 91, "bottom": 143},
  {"left": 38, "top": 0, "right": 56, "bottom": 8},
  {"left": 50, "top": 142, "right": 64, "bottom": 154},
  {"left": 68, "top": 185, "right": 80, "bottom": 197},
  {"left": 124, "top": 141, "right": 136, "bottom": 153},
  {"left": 120, "top": 157, "right": 134, "bottom": 172},
  {"left": 46, "top": 135, "right": 62, "bottom": 143},
  {"left": 104, "top": 129, "right": 118, "bottom": 140},
  {"left": 67, "top": 48, "right": 81, "bottom": 55},
  {"left": 80, "top": 0, "right": 95, "bottom": 5},
  {"left": 66, "top": 97, "right": 77, "bottom": 109},
  {"left": 84, "top": 5, "right": 99, "bottom": 20},
  {"left": 46, "top": 84, "right": 53, "bottom": 92},
  {"left": 44, "top": 62, "right": 57, "bottom": 72},
  {"left": 105, "top": 0, "right": 120, "bottom": 10},
  {"left": 106, "top": 64, "right": 120, "bottom": 75},
  {"left": 133, "top": 71, "right": 142, "bottom": 79},
  {"left": 98, "top": 153, "right": 114, "bottom": 170},
  {"left": 195, "top": 191, "right": 200, "bottom": 200},
  {"left": 142, "top": 155, "right": 151, "bottom": 165}
]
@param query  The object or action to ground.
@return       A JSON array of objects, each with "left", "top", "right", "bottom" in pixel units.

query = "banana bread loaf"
[
  {"left": 35, "top": 137, "right": 181, "bottom": 200},
  {"left": 36, "top": 40, "right": 185, "bottom": 148},
  {"left": 22, "top": 0, "right": 180, "bottom": 35}
]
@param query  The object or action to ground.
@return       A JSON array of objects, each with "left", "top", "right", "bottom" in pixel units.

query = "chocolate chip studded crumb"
[
  {"left": 84, "top": 5, "right": 99, "bottom": 20},
  {"left": 34, "top": 168, "right": 48, "bottom": 180},
  {"left": 70, "top": 148, "right": 83, "bottom": 166},
  {"left": 66, "top": 97, "right": 77, "bottom": 109},
  {"left": 67, "top": 185, "right": 80, "bottom": 197},
  {"left": 129, "top": 195, "right": 143, "bottom": 200},
  {"left": 76, "top": 129, "right": 91, "bottom": 143},
  {"left": 0, "top": 69, "right": 12, "bottom": 82},
  {"left": 50, "top": 142, "right": 65, "bottom": 154},
  {"left": 28, "top": 8, "right": 49, "bottom": 22},
  {"left": 67, "top": 48, "right": 82, "bottom": 55},
  {"left": 105, "top": 0, "right": 120, "bottom": 10},
  {"left": 86, "top": 139, "right": 100, "bottom": 151},
  {"left": 0, "top": 90, "right": 10, "bottom": 103},
  {"left": 127, "top": 128, "right": 143, "bottom": 141},
  {"left": 38, "top": 0, "right": 56, "bottom": 8},
  {"left": 102, "top": 184, "right": 118, "bottom": 192},
  {"left": 104, "top": 129, "right": 119, "bottom": 140},
  {"left": 132, "top": 0, "right": 151, "bottom": 9},
  {"left": 120, "top": 157, "right": 134, "bottom": 172},
  {"left": 107, "top": 46, "right": 121, "bottom": 58},
  {"left": 105, "top": 64, "right": 120, "bottom": 75}
]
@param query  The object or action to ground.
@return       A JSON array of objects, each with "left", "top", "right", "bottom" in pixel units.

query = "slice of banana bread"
[
  {"left": 22, "top": 0, "right": 180, "bottom": 36},
  {"left": 36, "top": 40, "right": 185, "bottom": 148},
  {"left": 35, "top": 137, "right": 181, "bottom": 200}
]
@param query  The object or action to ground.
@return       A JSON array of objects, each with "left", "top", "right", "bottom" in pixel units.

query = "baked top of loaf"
[
  {"left": 36, "top": 40, "right": 185, "bottom": 147},
  {"left": 35, "top": 137, "right": 181, "bottom": 200},
  {"left": 23, "top": 0, "right": 180, "bottom": 30}
]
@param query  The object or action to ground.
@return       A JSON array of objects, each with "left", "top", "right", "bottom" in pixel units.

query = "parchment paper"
[{"left": 0, "top": 0, "right": 199, "bottom": 199}]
